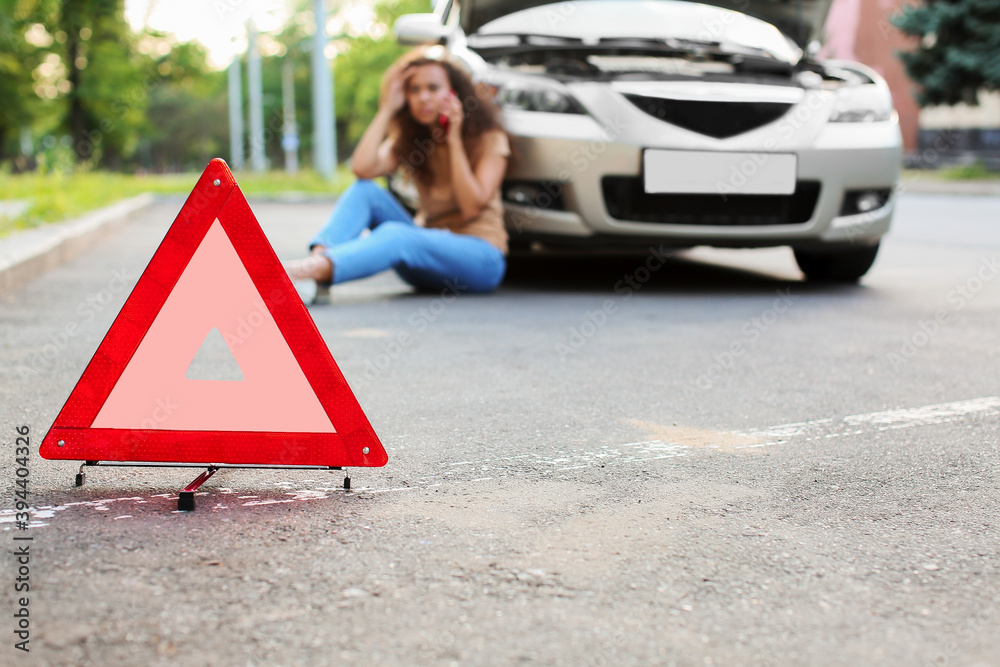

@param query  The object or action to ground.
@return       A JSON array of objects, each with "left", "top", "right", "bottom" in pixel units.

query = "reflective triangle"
[{"left": 39, "top": 158, "right": 385, "bottom": 467}]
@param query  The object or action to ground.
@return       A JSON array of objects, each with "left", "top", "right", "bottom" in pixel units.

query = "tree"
[
  {"left": 0, "top": 0, "right": 59, "bottom": 167},
  {"left": 58, "top": 0, "right": 149, "bottom": 167},
  {"left": 892, "top": 0, "right": 1000, "bottom": 108},
  {"left": 1, "top": 0, "right": 435, "bottom": 172},
  {"left": 142, "top": 36, "right": 228, "bottom": 171}
]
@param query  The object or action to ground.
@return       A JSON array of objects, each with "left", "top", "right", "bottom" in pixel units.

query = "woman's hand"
[
  {"left": 380, "top": 62, "right": 412, "bottom": 114},
  {"left": 441, "top": 90, "right": 463, "bottom": 142}
]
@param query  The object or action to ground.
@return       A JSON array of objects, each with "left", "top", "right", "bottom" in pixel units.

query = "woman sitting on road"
[{"left": 284, "top": 46, "right": 511, "bottom": 300}]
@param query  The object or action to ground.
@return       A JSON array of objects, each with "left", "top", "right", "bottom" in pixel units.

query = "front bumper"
[{"left": 501, "top": 91, "right": 903, "bottom": 249}]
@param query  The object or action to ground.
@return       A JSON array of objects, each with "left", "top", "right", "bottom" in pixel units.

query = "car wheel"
[{"left": 793, "top": 243, "right": 880, "bottom": 282}]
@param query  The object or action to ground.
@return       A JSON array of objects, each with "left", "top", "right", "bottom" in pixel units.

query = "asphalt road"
[{"left": 1, "top": 191, "right": 998, "bottom": 666}]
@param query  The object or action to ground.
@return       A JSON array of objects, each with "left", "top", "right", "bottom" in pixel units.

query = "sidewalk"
[
  {"left": 0, "top": 192, "right": 342, "bottom": 297},
  {"left": 899, "top": 176, "right": 1000, "bottom": 196},
  {"left": 0, "top": 194, "right": 153, "bottom": 295}
]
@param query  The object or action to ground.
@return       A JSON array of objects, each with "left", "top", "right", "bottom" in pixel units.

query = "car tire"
[{"left": 793, "top": 243, "right": 880, "bottom": 282}]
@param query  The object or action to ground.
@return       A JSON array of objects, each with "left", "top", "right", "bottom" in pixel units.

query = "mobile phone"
[{"left": 439, "top": 90, "right": 456, "bottom": 133}]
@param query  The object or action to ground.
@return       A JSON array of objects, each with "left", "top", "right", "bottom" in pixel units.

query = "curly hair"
[{"left": 383, "top": 47, "right": 506, "bottom": 187}]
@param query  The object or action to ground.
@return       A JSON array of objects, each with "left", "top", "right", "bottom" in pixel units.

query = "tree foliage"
[
  {"left": 142, "top": 38, "right": 227, "bottom": 172},
  {"left": 0, "top": 0, "right": 60, "bottom": 165},
  {"left": 0, "top": 0, "right": 433, "bottom": 172},
  {"left": 892, "top": 0, "right": 1000, "bottom": 107},
  {"left": 58, "top": 0, "right": 149, "bottom": 167}
]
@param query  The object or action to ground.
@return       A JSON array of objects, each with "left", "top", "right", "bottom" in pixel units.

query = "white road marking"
[
  {"left": 7, "top": 397, "right": 998, "bottom": 527},
  {"left": 735, "top": 396, "right": 1000, "bottom": 447},
  {"left": 844, "top": 396, "right": 1000, "bottom": 428}
]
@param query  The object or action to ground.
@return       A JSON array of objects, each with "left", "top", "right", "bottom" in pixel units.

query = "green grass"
[
  {"left": 0, "top": 166, "right": 356, "bottom": 237},
  {"left": 903, "top": 162, "right": 1000, "bottom": 182},
  {"left": 935, "top": 162, "right": 999, "bottom": 181}
]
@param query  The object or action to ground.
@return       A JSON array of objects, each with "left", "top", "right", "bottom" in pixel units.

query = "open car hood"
[{"left": 460, "top": 0, "right": 834, "bottom": 46}]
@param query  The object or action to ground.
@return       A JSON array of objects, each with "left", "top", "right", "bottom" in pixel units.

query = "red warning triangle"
[{"left": 39, "top": 159, "right": 386, "bottom": 467}]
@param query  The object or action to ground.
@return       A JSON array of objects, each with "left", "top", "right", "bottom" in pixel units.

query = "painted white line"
[
  {"left": 844, "top": 396, "right": 1000, "bottom": 429},
  {"left": 736, "top": 418, "right": 833, "bottom": 442},
  {"left": 12, "top": 397, "right": 999, "bottom": 529},
  {"left": 362, "top": 486, "right": 419, "bottom": 494},
  {"left": 735, "top": 396, "right": 1000, "bottom": 448}
]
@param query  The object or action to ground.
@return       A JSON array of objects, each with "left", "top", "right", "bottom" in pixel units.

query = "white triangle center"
[
  {"left": 92, "top": 220, "right": 335, "bottom": 433},
  {"left": 185, "top": 327, "right": 245, "bottom": 381}
]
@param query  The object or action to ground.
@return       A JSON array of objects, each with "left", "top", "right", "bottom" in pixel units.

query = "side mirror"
[{"left": 394, "top": 14, "right": 454, "bottom": 45}]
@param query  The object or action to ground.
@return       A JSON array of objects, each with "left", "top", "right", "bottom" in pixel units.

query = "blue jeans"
[{"left": 309, "top": 179, "right": 506, "bottom": 293}]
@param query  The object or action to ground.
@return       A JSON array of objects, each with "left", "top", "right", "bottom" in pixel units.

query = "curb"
[
  {"left": 898, "top": 179, "right": 1000, "bottom": 196},
  {"left": 0, "top": 193, "right": 154, "bottom": 296}
]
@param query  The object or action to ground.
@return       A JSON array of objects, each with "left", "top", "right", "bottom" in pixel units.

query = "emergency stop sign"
[{"left": 39, "top": 158, "right": 386, "bottom": 468}]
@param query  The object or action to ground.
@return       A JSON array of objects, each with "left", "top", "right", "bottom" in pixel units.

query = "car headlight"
[
  {"left": 491, "top": 78, "right": 587, "bottom": 114},
  {"left": 829, "top": 84, "right": 893, "bottom": 123}
]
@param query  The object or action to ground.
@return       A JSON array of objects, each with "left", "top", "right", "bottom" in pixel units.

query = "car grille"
[
  {"left": 602, "top": 177, "right": 821, "bottom": 226},
  {"left": 623, "top": 94, "right": 794, "bottom": 139}
]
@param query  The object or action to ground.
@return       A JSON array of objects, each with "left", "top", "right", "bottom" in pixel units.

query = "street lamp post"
[
  {"left": 227, "top": 58, "right": 245, "bottom": 170},
  {"left": 247, "top": 19, "right": 266, "bottom": 173},
  {"left": 282, "top": 59, "right": 300, "bottom": 174},
  {"left": 311, "top": 0, "right": 336, "bottom": 179}
]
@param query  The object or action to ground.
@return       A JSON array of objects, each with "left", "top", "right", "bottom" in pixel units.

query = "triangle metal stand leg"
[
  {"left": 72, "top": 461, "right": 352, "bottom": 511},
  {"left": 178, "top": 467, "right": 218, "bottom": 512}
]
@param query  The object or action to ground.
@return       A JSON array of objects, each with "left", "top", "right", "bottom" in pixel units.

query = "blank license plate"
[{"left": 643, "top": 150, "right": 797, "bottom": 195}]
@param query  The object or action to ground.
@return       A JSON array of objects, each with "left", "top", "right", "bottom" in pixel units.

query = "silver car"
[{"left": 394, "top": 0, "right": 902, "bottom": 281}]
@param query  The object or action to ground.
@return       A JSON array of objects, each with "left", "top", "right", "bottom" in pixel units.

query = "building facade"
[{"left": 822, "top": 0, "right": 999, "bottom": 167}]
